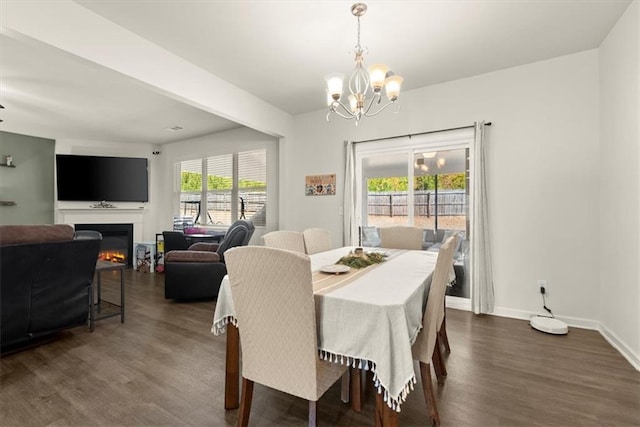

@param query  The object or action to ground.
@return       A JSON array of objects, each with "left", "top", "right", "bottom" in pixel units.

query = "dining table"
[{"left": 211, "top": 246, "right": 446, "bottom": 426}]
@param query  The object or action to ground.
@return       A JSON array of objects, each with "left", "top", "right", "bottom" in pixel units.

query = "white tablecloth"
[{"left": 212, "top": 247, "right": 441, "bottom": 411}]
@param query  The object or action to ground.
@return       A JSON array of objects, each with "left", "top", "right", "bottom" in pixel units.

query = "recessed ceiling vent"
[{"left": 165, "top": 125, "right": 184, "bottom": 132}]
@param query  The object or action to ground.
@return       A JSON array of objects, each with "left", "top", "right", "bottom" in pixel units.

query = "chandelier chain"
[{"left": 356, "top": 15, "right": 361, "bottom": 51}]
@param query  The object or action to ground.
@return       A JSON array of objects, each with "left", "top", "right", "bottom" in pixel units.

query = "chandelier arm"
[
  {"left": 330, "top": 102, "right": 358, "bottom": 120},
  {"left": 362, "top": 92, "right": 382, "bottom": 116},
  {"left": 363, "top": 99, "right": 399, "bottom": 117}
]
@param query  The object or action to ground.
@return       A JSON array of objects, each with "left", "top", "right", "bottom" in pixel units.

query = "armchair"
[
  {"left": 164, "top": 220, "right": 255, "bottom": 300},
  {"left": 162, "top": 231, "right": 190, "bottom": 253}
]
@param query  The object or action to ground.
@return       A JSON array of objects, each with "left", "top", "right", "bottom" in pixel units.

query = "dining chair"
[
  {"left": 435, "top": 233, "right": 461, "bottom": 375},
  {"left": 378, "top": 226, "right": 423, "bottom": 250},
  {"left": 303, "top": 228, "right": 332, "bottom": 254},
  {"left": 411, "top": 235, "right": 457, "bottom": 426},
  {"left": 262, "top": 230, "right": 306, "bottom": 253},
  {"left": 224, "top": 246, "right": 347, "bottom": 427}
]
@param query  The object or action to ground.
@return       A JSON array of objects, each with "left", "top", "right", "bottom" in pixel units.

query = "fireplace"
[{"left": 75, "top": 223, "right": 134, "bottom": 268}]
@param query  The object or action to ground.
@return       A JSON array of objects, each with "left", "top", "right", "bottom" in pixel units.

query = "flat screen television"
[{"left": 56, "top": 154, "right": 149, "bottom": 202}]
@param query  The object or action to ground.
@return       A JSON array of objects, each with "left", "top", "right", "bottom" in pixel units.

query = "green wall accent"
[{"left": 0, "top": 131, "right": 55, "bottom": 225}]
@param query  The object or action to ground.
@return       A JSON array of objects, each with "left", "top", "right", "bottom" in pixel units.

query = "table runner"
[{"left": 212, "top": 247, "right": 441, "bottom": 411}]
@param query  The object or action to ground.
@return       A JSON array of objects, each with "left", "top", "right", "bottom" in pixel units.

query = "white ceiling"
[{"left": 0, "top": 0, "right": 631, "bottom": 144}]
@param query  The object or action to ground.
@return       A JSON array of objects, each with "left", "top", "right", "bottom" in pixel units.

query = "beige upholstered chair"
[
  {"left": 262, "top": 230, "right": 306, "bottom": 253},
  {"left": 225, "top": 246, "right": 347, "bottom": 427},
  {"left": 379, "top": 226, "right": 423, "bottom": 250},
  {"left": 435, "top": 234, "right": 460, "bottom": 374},
  {"left": 411, "top": 235, "right": 457, "bottom": 426},
  {"left": 303, "top": 228, "right": 332, "bottom": 255}
]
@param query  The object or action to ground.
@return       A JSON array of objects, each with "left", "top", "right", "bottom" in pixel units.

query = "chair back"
[
  {"left": 303, "top": 228, "right": 332, "bottom": 254},
  {"left": 379, "top": 226, "right": 423, "bottom": 250},
  {"left": 162, "top": 231, "right": 190, "bottom": 253},
  {"left": 216, "top": 220, "right": 254, "bottom": 262},
  {"left": 239, "top": 220, "right": 256, "bottom": 245},
  {"left": 413, "top": 235, "right": 457, "bottom": 364},
  {"left": 262, "top": 230, "right": 306, "bottom": 253},
  {"left": 225, "top": 246, "right": 320, "bottom": 399}
]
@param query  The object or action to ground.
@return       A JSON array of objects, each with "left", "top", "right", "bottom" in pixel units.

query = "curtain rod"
[{"left": 352, "top": 122, "right": 492, "bottom": 144}]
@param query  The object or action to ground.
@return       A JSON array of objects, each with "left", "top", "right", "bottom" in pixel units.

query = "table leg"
[
  {"left": 374, "top": 391, "right": 399, "bottom": 427},
  {"left": 350, "top": 367, "right": 362, "bottom": 412},
  {"left": 97, "top": 271, "right": 102, "bottom": 312},
  {"left": 225, "top": 324, "right": 240, "bottom": 409}
]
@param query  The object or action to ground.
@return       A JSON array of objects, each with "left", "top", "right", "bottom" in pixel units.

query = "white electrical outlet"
[{"left": 537, "top": 279, "right": 547, "bottom": 293}]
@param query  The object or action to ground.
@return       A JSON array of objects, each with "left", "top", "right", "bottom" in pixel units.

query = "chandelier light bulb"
[
  {"left": 325, "top": 73, "right": 345, "bottom": 100},
  {"left": 348, "top": 94, "right": 358, "bottom": 113},
  {"left": 384, "top": 75, "right": 403, "bottom": 101},
  {"left": 368, "top": 64, "right": 389, "bottom": 92}
]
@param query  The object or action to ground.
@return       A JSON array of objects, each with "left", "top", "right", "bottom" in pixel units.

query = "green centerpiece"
[{"left": 336, "top": 249, "right": 387, "bottom": 269}]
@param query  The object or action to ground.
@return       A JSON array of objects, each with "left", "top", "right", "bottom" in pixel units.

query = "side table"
[{"left": 90, "top": 260, "right": 126, "bottom": 332}]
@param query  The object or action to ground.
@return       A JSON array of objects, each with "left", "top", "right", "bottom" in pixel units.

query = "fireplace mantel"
[{"left": 57, "top": 207, "right": 147, "bottom": 243}]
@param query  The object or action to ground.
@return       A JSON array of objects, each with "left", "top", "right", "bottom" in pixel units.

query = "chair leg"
[
  {"left": 432, "top": 337, "right": 446, "bottom": 385},
  {"left": 439, "top": 315, "right": 451, "bottom": 354},
  {"left": 237, "top": 378, "right": 254, "bottom": 427},
  {"left": 419, "top": 362, "right": 440, "bottom": 426},
  {"left": 308, "top": 400, "right": 317, "bottom": 427}
]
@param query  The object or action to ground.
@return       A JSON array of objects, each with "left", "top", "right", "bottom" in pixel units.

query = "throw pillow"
[
  {"left": 441, "top": 229, "right": 457, "bottom": 243},
  {"left": 362, "top": 227, "right": 379, "bottom": 241}
]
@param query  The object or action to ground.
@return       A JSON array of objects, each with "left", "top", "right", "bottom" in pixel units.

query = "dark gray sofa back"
[{"left": 0, "top": 225, "right": 100, "bottom": 353}]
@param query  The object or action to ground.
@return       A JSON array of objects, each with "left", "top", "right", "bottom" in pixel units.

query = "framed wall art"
[{"left": 305, "top": 174, "right": 336, "bottom": 196}]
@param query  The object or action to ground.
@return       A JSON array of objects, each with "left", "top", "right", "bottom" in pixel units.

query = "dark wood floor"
[{"left": 1, "top": 269, "right": 639, "bottom": 426}]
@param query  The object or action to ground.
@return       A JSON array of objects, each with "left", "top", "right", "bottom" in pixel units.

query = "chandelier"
[{"left": 325, "top": 3, "right": 403, "bottom": 125}]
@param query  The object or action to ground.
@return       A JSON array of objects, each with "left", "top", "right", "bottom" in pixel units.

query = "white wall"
[
  {"left": 287, "top": 50, "right": 601, "bottom": 326},
  {"left": 158, "top": 127, "right": 278, "bottom": 244},
  {"left": 598, "top": 0, "right": 640, "bottom": 367}
]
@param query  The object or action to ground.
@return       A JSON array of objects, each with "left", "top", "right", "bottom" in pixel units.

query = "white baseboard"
[
  {"left": 445, "top": 295, "right": 470, "bottom": 311},
  {"left": 445, "top": 302, "right": 640, "bottom": 371},
  {"left": 598, "top": 322, "right": 640, "bottom": 371}
]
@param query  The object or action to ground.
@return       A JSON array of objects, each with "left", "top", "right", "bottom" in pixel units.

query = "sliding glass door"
[{"left": 354, "top": 129, "right": 473, "bottom": 299}]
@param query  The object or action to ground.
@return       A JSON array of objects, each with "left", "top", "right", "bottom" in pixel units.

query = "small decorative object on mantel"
[
  {"left": 305, "top": 174, "right": 336, "bottom": 196},
  {"left": 90, "top": 201, "right": 116, "bottom": 208},
  {"left": 336, "top": 248, "right": 387, "bottom": 269},
  {"left": 5, "top": 155, "right": 13, "bottom": 166}
]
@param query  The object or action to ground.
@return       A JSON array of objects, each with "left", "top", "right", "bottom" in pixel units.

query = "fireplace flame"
[{"left": 99, "top": 251, "right": 126, "bottom": 263}]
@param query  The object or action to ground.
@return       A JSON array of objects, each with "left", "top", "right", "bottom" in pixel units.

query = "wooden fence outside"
[{"left": 368, "top": 190, "right": 466, "bottom": 217}]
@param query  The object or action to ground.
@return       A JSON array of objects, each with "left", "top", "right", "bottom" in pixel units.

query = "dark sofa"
[{"left": 0, "top": 224, "right": 101, "bottom": 353}]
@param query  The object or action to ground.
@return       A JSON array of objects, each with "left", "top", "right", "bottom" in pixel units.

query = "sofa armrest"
[
  {"left": 188, "top": 242, "right": 220, "bottom": 252},
  {"left": 165, "top": 250, "right": 220, "bottom": 263}
]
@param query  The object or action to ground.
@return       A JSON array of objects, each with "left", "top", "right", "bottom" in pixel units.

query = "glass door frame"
[{"left": 354, "top": 129, "right": 474, "bottom": 230}]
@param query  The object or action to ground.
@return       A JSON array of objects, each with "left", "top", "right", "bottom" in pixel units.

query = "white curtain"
[
  {"left": 343, "top": 140, "right": 357, "bottom": 246},
  {"left": 471, "top": 121, "right": 494, "bottom": 314}
]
